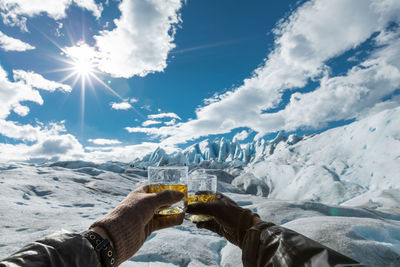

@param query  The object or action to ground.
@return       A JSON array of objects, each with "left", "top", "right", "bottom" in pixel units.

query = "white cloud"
[
  {"left": 0, "top": 66, "right": 43, "bottom": 119},
  {"left": 165, "top": 119, "right": 176, "bottom": 126},
  {"left": 0, "top": 133, "right": 85, "bottom": 162},
  {"left": 126, "top": 0, "right": 400, "bottom": 146},
  {"left": 0, "top": 119, "right": 43, "bottom": 141},
  {"left": 88, "top": 138, "right": 122, "bottom": 145},
  {"left": 274, "top": 39, "right": 400, "bottom": 133},
  {"left": 142, "top": 120, "right": 162, "bottom": 127},
  {"left": 65, "top": 0, "right": 182, "bottom": 78},
  {"left": 72, "top": 0, "right": 102, "bottom": 18},
  {"left": 85, "top": 146, "right": 113, "bottom": 152},
  {"left": 233, "top": 130, "right": 250, "bottom": 142},
  {"left": 0, "top": 119, "right": 67, "bottom": 141},
  {"left": 0, "top": 0, "right": 102, "bottom": 31},
  {"left": 0, "top": 143, "right": 32, "bottom": 162},
  {"left": 33, "top": 134, "right": 84, "bottom": 157},
  {"left": 111, "top": 102, "right": 132, "bottom": 110},
  {"left": 0, "top": 31, "right": 34, "bottom": 51},
  {"left": 13, "top": 69, "right": 72, "bottom": 92},
  {"left": 12, "top": 103, "right": 29, "bottom": 116},
  {"left": 148, "top": 112, "right": 181, "bottom": 120},
  {"left": 129, "top": 97, "right": 138, "bottom": 103},
  {"left": 0, "top": 119, "right": 85, "bottom": 162},
  {"left": 125, "top": 126, "right": 165, "bottom": 136}
]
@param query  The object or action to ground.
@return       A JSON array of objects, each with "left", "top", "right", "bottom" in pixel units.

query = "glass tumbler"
[
  {"left": 148, "top": 166, "right": 188, "bottom": 215},
  {"left": 188, "top": 173, "right": 217, "bottom": 222}
]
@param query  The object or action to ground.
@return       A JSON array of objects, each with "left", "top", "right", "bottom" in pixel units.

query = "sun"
[
  {"left": 64, "top": 43, "right": 96, "bottom": 78},
  {"left": 73, "top": 55, "right": 94, "bottom": 77},
  {"left": 59, "top": 41, "right": 122, "bottom": 99}
]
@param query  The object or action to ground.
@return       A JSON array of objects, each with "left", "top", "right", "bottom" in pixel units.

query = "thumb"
[{"left": 153, "top": 190, "right": 184, "bottom": 208}]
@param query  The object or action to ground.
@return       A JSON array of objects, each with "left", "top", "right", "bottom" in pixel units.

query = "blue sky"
[{"left": 0, "top": 0, "right": 399, "bottom": 162}]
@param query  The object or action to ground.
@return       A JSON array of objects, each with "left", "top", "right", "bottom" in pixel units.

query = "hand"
[
  {"left": 91, "top": 185, "right": 185, "bottom": 265},
  {"left": 186, "top": 192, "right": 261, "bottom": 248}
]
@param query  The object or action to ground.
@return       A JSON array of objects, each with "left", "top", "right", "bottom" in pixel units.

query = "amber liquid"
[
  {"left": 149, "top": 184, "right": 188, "bottom": 215},
  {"left": 188, "top": 193, "right": 216, "bottom": 222},
  {"left": 188, "top": 194, "right": 216, "bottom": 204}
]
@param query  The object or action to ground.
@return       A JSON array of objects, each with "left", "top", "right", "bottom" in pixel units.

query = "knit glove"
[
  {"left": 90, "top": 185, "right": 185, "bottom": 266},
  {"left": 186, "top": 192, "right": 260, "bottom": 248}
]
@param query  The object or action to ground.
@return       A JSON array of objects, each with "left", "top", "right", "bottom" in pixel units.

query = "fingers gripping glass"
[
  {"left": 188, "top": 174, "right": 217, "bottom": 222},
  {"left": 148, "top": 166, "right": 188, "bottom": 215}
]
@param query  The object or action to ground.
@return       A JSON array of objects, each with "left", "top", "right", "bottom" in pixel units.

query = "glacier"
[
  {"left": 132, "top": 131, "right": 302, "bottom": 168},
  {"left": 0, "top": 107, "right": 400, "bottom": 266}
]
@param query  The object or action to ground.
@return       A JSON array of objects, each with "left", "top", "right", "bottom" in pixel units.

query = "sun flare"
[
  {"left": 73, "top": 55, "right": 94, "bottom": 76},
  {"left": 65, "top": 43, "right": 96, "bottom": 77},
  {"left": 60, "top": 42, "right": 122, "bottom": 99}
]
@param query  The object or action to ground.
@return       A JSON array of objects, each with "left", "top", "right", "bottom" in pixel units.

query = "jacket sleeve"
[
  {"left": 0, "top": 231, "right": 102, "bottom": 267},
  {"left": 241, "top": 222, "right": 365, "bottom": 267}
]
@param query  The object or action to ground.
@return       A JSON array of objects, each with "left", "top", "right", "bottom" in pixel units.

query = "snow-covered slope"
[
  {"left": 1, "top": 163, "right": 399, "bottom": 267},
  {"left": 246, "top": 107, "right": 400, "bottom": 210},
  {"left": 1, "top": 107, "right": 400, "bottom": 266}
]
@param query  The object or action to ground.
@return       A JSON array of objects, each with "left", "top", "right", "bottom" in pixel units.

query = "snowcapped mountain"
[
  {"left": 132, "top": 132, "right": 303, "bottom": 168},
  {"left": 1, "top": 107, "right": 400, "bottom": 267}
]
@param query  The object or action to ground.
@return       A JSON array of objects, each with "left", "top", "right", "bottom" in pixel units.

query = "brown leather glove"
[
  {"left": 91, "top": 185, "right": 185, "bottom": 266},
  {"left": 186, "top": 192, "right": 261, "bottom": 248}
]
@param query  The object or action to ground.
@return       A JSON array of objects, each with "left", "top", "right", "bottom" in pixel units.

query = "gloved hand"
[
  {"left": 186, "top": 192, "right": 261, "bottom": 248},
  {"left": 90, "top": 185, "right": 185, "bottom": 266}
]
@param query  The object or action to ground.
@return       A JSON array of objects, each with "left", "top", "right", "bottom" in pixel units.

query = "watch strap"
[{"left": 82, "top": 230, "right": 116, "bottom": 267}]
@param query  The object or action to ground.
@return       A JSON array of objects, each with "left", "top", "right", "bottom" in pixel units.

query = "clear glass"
[
  {"left": 188, "top": 173, "right": 217, "bottom": 222},
  {"left": 148, "top": 166, "right": 188, "bottom": 215}
]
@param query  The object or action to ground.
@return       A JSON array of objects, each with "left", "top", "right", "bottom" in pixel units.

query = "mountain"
[{"left": 131, "top": 132, "right": 303, "bottom": 168}]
